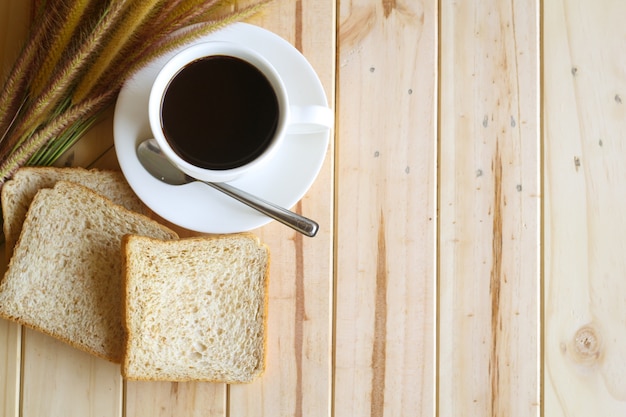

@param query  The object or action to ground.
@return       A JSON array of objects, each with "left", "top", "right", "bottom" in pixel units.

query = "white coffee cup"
[{"left": 148, "top": 41, "right": 333, "bottom": 183}]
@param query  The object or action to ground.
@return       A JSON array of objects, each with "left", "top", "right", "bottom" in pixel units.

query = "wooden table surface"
[{"left": 1, "top": 0, "right": 625, "bottom": 416}]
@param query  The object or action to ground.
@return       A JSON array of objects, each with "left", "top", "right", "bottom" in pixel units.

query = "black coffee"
[{"left": 160, "top": 55, "right": 279, "bottom": 170}]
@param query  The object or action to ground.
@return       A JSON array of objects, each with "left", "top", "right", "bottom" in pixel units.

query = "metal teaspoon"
[{"left": 136, "top": 138, "right": 319, "bottom": 237}]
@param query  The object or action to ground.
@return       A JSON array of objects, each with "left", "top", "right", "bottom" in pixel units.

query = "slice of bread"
[
  {"left": 2, "top": 166, "right": 146, "bottom": 259},
  {"left": 121, "top": 234, "right": 269, "bottom": 383},
  {"left": 0, "top": 181, "right": 178, "bottom": 362}
]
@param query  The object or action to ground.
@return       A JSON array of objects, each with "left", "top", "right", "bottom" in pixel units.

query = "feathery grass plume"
[
  {"left": 0, "top": 7, "right": 59, "bottom": 136},
  {"left": 0, "top": 0, "right": 125, "bottom": 162},
  {"left": 0, "top": 0, "right": 128, "bottom": 162},
  {"left": 72, "top": 0, "right": 163, "bottom": 103},
  {"left": 30, "top": 0, "right": 93, "bottom": 96}
]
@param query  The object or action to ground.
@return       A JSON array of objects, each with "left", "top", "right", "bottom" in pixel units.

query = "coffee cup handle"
[{"left": 286, "top": 105, "right": 334, "bottom": 134}]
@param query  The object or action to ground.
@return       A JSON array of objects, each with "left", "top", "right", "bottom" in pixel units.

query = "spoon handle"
[{"left": 205, "top": 181, "right": 319, "bottom": 237}]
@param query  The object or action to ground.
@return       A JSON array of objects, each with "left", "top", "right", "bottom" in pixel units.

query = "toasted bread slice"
[{"left": 122, "top": 234, "right": 269, "bottom": 382}]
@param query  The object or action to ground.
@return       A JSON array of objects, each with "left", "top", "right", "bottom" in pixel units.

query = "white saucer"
[{"left": 113, "top": 23, "right": 331, "bottom": 233}]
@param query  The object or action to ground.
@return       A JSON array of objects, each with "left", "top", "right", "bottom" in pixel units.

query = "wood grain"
[
  {"left": 125, "top": 381, "right": 224, "bottom": 417},
  {"left": 335, "top": 1, "right": 437, "bottom": 416},
  {"left": 543, "top": 1, "right": 626, "bottom": 415},
  {"left": 438, "top": 0, "right": 540, "bottom": 416}
]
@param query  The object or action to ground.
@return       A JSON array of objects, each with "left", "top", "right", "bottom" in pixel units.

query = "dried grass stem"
[{"left": 0, "top": 91, "right": 114, "bottom": 185}]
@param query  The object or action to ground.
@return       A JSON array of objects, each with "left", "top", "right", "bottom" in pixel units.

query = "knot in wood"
[{"left": 572, "top": 325, "right": 602, "bottom": 365}]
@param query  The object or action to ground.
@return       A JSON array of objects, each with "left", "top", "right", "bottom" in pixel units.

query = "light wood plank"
[
  {"left": 0, "top": 317, "right": 20, "bottom": 417},
  {"left": 122, "top": 1, "right": 335, "bottom": 416},
  {"left": 97, "top": 82, "right": 225, "bottom": 417},
  {"left": 438, "top": 0, "right": 540, "bottom": 416},
  {"left": 0, "top": 2, "right": 33, "bottom": 416},
  {"left": 125, "top": 381, "right": 224, "bottom": 417},
  {"left": 228, "top": 1, "right": 335, "bottom": 416},
  {"left": 543, "top": 1, "right": 626, "bottom": 415},
  {"left": 21, "top": 330, "right": 122, "bottom": 417},
  {"left": 334, "top": 1, "right": 437, "bottom": 416}
]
